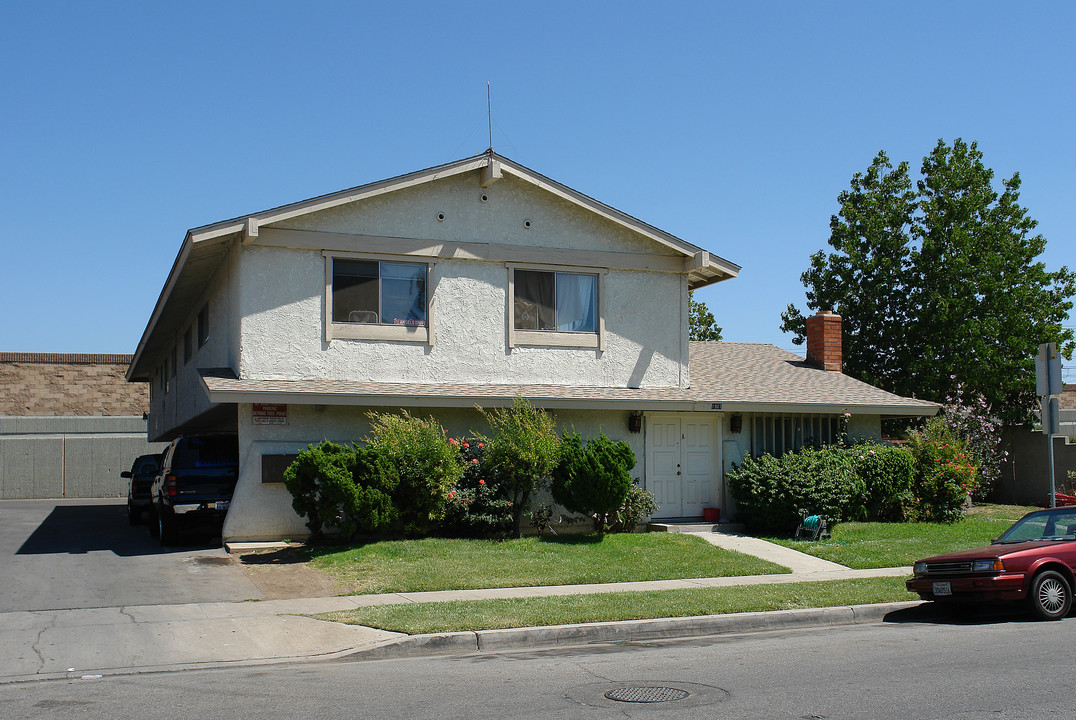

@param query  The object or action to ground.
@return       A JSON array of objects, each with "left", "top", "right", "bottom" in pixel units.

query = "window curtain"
[
  {"left": 514, "top": 270, "right": 555, "bottom": 330},
  {"left": 555, "top": 272, "right": 597, "bottom": 332}
]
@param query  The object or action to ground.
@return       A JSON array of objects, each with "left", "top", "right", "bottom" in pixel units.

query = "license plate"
[
  {"left": 216, "top": 501, "right": 230, "bottom": 511},
  {"left": 933, "top": 581, "right": 952, "bottom": 596}
]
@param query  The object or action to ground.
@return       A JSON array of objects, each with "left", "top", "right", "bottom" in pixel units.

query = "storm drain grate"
[{"left": 604, "top": 686, "right": 690, "bottom": 703}]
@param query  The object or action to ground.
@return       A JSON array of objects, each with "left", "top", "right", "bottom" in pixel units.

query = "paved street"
[
  {"left": 2, "top": 610, "right": 1070, "bottom": 719},
  {"left": 0, "top": 499, "right": 261, "bottom": 611}
]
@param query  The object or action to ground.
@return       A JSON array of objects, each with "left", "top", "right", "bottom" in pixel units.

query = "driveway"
[{"left": 0, "top": 499, "right": 264, "bottom": 612}]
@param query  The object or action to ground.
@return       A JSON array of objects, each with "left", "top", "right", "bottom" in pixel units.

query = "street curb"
[{"left": 344, "top": 601, "right": 927, "bottom": 660}]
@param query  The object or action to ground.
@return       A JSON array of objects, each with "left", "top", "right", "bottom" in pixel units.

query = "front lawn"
[
  {"left": 764, "top": 503, "right": 1038, "bottom": 569},
  {"left": 316, "top": 576, "right": 909, "bottom": 633},
  {"left": 306, "top": 533, "right": 789, "bottom": 594}
]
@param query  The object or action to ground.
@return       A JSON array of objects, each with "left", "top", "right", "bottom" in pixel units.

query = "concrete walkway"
[{"left": 0, "top": 532, "right": 914, "bottom": 683}]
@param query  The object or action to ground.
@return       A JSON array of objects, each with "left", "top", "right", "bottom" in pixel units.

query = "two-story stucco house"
[{"left": 127, "top": 151, "right": 936, "bottom": 542}]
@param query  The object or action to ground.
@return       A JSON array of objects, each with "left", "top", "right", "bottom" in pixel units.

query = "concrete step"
[{"left": 649, "top": 522, "right": 746, "bottom": 534}]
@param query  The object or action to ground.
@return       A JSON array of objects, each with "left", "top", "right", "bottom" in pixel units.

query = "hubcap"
[{"left": 1039, "top": 579, "right": 1066, "bottom": 613}]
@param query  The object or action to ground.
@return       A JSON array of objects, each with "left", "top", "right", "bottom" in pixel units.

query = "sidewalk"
[{"left": 0, "top": 532, "right": 916, "bottom": 683}]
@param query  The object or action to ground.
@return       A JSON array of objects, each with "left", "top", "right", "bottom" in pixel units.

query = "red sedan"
[{"left": 907, "top": 507, "right": 1076, "bottom": 620}]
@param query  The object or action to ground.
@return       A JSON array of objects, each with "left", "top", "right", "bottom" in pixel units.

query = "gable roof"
[
  {"left": 196, "top": 342, "right": 937, "bottom": 417},
  {"left": 128, "top": 151, "right": 740, "bottom": 382}
]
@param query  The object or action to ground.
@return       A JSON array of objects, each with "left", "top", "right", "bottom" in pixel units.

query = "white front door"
[{"left": 646, "top": 414, "right": 719, "bottom": 519}]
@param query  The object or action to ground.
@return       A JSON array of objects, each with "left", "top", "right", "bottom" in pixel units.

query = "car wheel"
[
  {"left": 158, "top": 509, "right": 178, "bottom": 546},
  {"left": 1028, "top": 570, "right": 1072, "bottom": 621}
]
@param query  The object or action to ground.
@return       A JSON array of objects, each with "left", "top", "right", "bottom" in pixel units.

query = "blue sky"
[{"left": 2, "top": 1, "right": 1073, "bottom": 378}]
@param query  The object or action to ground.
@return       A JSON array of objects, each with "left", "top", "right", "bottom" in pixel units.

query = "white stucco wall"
[
  {"left": 234, "top": 171, "right": 689, "bottom": 388},
  {"left": 148, "top": 242, "right": 240, "bottom": 440},
  {"left": 222, "top": 402, "right": 645, "bottom": 542},
  {"left": 237, "top": 246, "right": 685, "bottom": 388}
]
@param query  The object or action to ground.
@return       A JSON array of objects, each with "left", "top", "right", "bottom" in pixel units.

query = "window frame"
[
  {"left": 507, "top": 263, "right": 606, "bottom": 350},
  {"left": 323, "top": 252, "right": 436, "bottom": 344}
]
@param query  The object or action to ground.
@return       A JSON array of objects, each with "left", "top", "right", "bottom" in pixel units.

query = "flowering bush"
[
  {"left": 906, "top": 419, "right": 978, "bottom": 523},
  {"left": 939, "top": 382, "right": 1006, "bottom": 501},
  {"left": 441, "top": 439, "right": 515, "bottom": 538}
]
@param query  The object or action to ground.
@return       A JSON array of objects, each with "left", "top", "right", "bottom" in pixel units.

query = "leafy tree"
[
  {"left": 782, "top": 139, "right": 1075, "bottom": 423},
  {"left": 478, "top": 397, "right": 561, "bottom": 538},
  {"left": 689, "top": 290, "right": 722, "bottom": 341}
]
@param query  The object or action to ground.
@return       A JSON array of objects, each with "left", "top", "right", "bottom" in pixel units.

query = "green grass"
[
  {"left": 763, "top": 503, "right": 1038, "bottom": 569},
  {"left": 304, "top": 533, "right": 789, "bottom": 594},
  {"left": 315, "top": 576, "right": 909, "bottom": 633}
]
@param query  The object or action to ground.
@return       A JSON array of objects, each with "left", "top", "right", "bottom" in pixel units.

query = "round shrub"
[
  {"left": 365, "top": 410, "right": 466, "bottom": 537},
  {"left": 283, "top": 440, "right": 397, "bottom": 542},
  {"left": 551, "top": 432, "right": 634, "bottom": 533}
]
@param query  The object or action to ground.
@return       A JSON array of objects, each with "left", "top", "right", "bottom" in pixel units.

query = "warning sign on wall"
[{"left": 252, "top": 404, "right": 287, "bottom": 425}]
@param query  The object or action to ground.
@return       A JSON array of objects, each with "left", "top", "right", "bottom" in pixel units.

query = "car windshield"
[{"left": 996, "top": 509, "right": 1076, "bottom": 543}]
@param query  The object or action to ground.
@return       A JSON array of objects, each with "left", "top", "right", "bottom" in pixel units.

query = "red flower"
[
  {"left": 463, "top": 442, "right": 470, "bottom": 448},
  {"left": 478, "top": 479, "right": 485, "bottom": 485},
  {"left": 478, "top": 442, "right": 484, "bottom": 448},
  {"left": 448, "top": 491, "right": 455, "bottom": 498},
  {"left": 448, "top": 437, "right": 458, "bottom": 446},
  {"left": 471, "top": 458, "right": 478, "bottom": 464}
]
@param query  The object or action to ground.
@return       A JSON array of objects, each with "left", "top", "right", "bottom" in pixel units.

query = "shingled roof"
[
  {"left": 0, "top": 353, "right": 149, "bottom": 416},
  {"left": 196, "top": 342, "right": 937, "bottom": 417}
]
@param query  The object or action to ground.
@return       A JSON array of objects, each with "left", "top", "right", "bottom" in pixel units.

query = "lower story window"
[
  {"left": 332, "top": 259, "right": 427, "bottom": 327},
  {"left": 751, "top": 414, "right": 843, "bottom": 457}
]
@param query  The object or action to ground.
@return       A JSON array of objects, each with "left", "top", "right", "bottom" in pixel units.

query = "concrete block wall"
[{"left": 0, "top": 416, "right": 167, "bottom": 499}]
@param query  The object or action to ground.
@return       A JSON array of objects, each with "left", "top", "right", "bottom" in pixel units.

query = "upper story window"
[
  {"left": 197, "top": 304, "right": 209, "bottom": 347},
  {"left": 509, "top": 266, "right": 605, "bottom": 350},
  {"left": 324, "top": 254, "right": 432, "bottom": 344},
  {"left": 513, "top": 269, "right": 598, "bottom": 333},
  {"left": 332, "top": 259, "right": 427, "bottom": 327}
]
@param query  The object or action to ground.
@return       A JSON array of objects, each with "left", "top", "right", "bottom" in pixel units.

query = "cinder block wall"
[{"left": 0, "top": 354, "right": 165, "bottom": 499}]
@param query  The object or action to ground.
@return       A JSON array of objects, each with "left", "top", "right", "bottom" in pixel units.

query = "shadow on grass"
[{"left": 536, "top": 534, "right": 605, "bottom": 546}]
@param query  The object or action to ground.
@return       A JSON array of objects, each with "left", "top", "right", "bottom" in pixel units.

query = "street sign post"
[{"left": 1037, "top": 343, "right": 1063, "bottom": 507}]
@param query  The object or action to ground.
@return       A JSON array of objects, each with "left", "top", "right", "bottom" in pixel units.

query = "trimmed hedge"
[{"left": 727, "top": 443, "right": 918, "bottom": 534}]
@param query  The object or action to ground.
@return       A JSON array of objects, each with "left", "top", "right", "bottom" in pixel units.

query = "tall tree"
[
  {"left": 781, "top": 151, "right": 917, "bottom": 390},
  {"left": 689, "top": 290, "right": 723, "bottom": 341},
  {"left": 782, "top": 139, "right": 1075, "bottom": 423}
]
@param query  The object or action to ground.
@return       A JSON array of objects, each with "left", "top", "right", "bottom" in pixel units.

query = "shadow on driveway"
[{"left": 16, "top": 502, "right": 218, "bottom": 557}]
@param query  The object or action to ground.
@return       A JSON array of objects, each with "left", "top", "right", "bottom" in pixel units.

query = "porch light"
[{"left": 628, "top": 411, "right": 642, "bottom": 433}]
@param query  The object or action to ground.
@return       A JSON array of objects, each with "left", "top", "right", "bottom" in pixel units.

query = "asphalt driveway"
[{"left": 0, "top": 498, "right": 263, "bottom": 612}]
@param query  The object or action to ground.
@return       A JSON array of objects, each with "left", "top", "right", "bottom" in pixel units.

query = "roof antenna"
[{"left": 487, "top": 82, "right": 493, "bottom": 154}]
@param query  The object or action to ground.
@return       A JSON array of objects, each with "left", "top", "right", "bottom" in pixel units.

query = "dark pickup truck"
[{"left": 150, "top": 433, "right": 239, "bottom": 545}]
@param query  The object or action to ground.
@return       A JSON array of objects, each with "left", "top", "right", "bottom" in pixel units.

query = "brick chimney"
[{"left": 805, "top": 311, "right": 842, "bottom": 372}]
